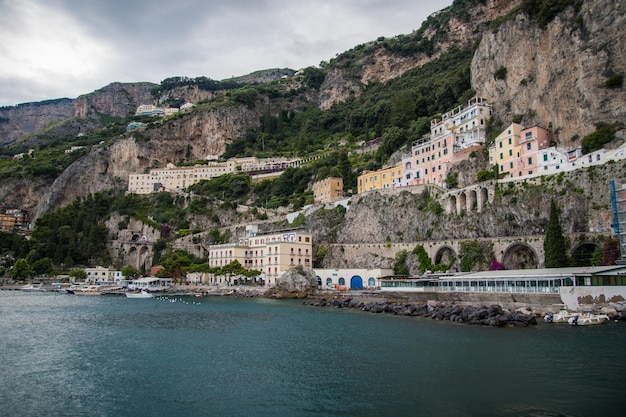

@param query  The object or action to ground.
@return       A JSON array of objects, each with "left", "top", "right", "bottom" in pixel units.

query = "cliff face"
[
  {"left": 33, "top": 104, "right": 264, "bottom": 217},
  {"left": 317, "top": 0, "right": 522, "bottom": 110},
  {"left": 471, "top": 0, "right": 626, "bottom": 146},
  {"left": 0, "top": 99, "right": 74, "bottom": 144},
  {"left": 73, "top": 82, "right": 157, "bottom": 119},
  {"left": 0, "top": 82, "right": 156, "bottom": 145}
]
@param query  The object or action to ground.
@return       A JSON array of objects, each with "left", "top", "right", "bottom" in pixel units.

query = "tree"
[
  {"left": 413, "top": 245, "right": 433, "bottom": 273},
  {"left": 121, "top": 264, "right": 140, "bottom": 279},
  {"left": 393, "top": 250, "right": 409, "bottom": 275},
  {"left": 31, "top": 257, "right": 54, "bottom": 276},
  {"left": 68, "top": 268, "right": 87, "bottom": 281},
  {"left": 11, "top": 258, "right": 30, "bottom": 281},
  {"left": 544, "top": 199, "right": 568, "bottom": 268}
]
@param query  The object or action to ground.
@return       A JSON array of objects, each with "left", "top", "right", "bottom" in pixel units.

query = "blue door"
[{"left": 350, "top": 275, "right": 363, "bottom": 290}]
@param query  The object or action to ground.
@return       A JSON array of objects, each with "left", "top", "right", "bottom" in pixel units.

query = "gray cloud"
[{"left": 0, "top": 0, "right": 451, "bottom": 106}]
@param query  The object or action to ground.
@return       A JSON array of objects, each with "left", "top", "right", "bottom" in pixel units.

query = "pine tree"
[{"left": 544, "top": 199, "right": 568, "bottom": 267}]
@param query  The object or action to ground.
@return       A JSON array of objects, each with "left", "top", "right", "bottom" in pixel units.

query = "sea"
[{"left": 1, "top": 291, "right": 625, "bottom": 417}]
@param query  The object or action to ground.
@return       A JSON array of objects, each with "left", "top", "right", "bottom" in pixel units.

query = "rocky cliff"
[
  {"left": 318, "top": 161, "right": 624, "bottom": 269},
  {"left": 33, "top": 103, "right": 267, "bottom": 217},
  {"left": 73, "top": 82, "right": 157, "bottom": 119},
  {"left": 471, "top": 0, "right": 626, "bottom": 146},
  {"left": 0, "top": 82, "right": 156, "bottom": 145},
  {"left": 0, "top": 99, "right": 74, "bottom": 144}
]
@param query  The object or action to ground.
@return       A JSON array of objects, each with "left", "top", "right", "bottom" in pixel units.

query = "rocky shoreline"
[{"left": 304, "top": 297, "right": 540, "bottom": 327}]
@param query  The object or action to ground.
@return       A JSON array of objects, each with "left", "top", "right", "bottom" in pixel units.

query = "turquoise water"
[{"left": 1, "top": 291, "right": 625, "bottom": 417}]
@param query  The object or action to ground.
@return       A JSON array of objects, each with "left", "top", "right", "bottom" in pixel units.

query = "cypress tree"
[{"left": 544, "top": 199, "right": 568, "bottom": 267}]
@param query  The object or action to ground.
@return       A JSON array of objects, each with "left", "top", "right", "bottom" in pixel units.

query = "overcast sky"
[{"left": 0, "top": 0, "right": 452, "bottom": 107}]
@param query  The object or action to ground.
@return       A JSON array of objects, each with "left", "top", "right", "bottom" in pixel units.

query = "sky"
[{"left": 0, "top": 0, "right": 453, "bottom": 107}]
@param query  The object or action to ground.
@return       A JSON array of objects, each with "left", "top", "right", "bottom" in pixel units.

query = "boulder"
[{"left": 264, "top": 267, "right": 318, "bottom": 299}]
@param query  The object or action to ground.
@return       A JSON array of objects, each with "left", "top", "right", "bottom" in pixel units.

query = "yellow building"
[
  {"left": 0, "top": 213, "right": 16, "bottom": 232},
  {"left": 488, "top": 123, "right": 522, "bottom": 177},
  {"left": 312, "top": 177, "right": 344, "bottom": 203},
  {"left": 357, "top": 166, "right": 403, "bottom": 194},
  {"left": 208, "top": 226, "right": 313, "bottom": 285}
]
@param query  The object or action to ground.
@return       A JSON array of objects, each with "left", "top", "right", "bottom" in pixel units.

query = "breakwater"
[{"left": 305, "top": 297, "right": 540, "bottom": 327}]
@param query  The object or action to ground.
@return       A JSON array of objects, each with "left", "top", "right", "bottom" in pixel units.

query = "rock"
[{"left": 264, "top": 267, "right": 318, "bottom": 299}]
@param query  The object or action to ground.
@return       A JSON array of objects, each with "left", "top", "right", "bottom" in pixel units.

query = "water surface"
[{"left": 1, "top": 291, "right": 624, "bottom": 416}]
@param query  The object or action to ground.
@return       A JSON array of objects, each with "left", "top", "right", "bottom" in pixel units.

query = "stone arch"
[
  {"left": 570, "top": 242, "right": 602, "bottom": 266},
  {"left": 479, "top": 187, "right": 489, "bottom": 211},
  {"left": 501, "top": 242, "right": 539, "bottom": 270},
  {"left": 458, "top": 192, "right": 467, "bottom": 214},
  {"left": 469, "top": 189, "right": 477, "bottom": 212},
  {"left": 449, "top": 195, "right": 457, "bottom": 213},
  {"left": 405, "top": 161, "right": 412, "bottom": 171},
  {"left": 434, "top": 245, "right": 457, "bottom": 269},
  {"left": 325, "top": 277, "right": 332, "bottom": 286},
  {"left": 338, "top": 277, "right": 345, "bottom": 286},
  {"left": 139, "top": 246, "right": 151, "bottom": 270},
  {"left": 350, "top": 275, "right": 364, "bottom": 290},
  {"left": 367, "top": 277, "right": 376, "bottom": 287}
]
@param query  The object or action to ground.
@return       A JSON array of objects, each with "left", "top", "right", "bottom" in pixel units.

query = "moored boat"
[
  {"left": 568, "top": 312, "right": 610, "bottom": 326},
  {"left": 544, "top": 309, "right": 577, "bottom": 323},
  {"left": 20, "top": 284, "right": 47, "bottom": 292},
  {"left": 71, "top": 285, "right": 103, "bottom": 295},
  {"left": 125, "top": 290, "right": 154, "bottom": 299}
]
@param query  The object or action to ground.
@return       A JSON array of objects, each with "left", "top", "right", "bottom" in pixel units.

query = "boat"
[
  {"left": 20, "top": 284, "right": 47, "bottom": 292},
  {"left": 568, "top": 312, "right": 610, "bottom": 326},
  {"left": 125, "top": 290, "right": 154, "bottom": 299},
  {"left": 543, "top": 309, "right": 577, "bottom": 323},
  {"left": 70, "top": 285, "right": 103, "bottom": 295}
]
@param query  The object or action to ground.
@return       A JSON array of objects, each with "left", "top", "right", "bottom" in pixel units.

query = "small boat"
[
  {"left": 71, "top": 285, "right": 103, "bottom": 295},
  {"left": 125, "top": 290, "right": 154, "bottom": 299},
  {"left": 544, "top": 309, "right": 577, "bottom": 323},
  {"left": 20, "top": 284, "right": 47, "bottom": 292},
  {"left": 568, "top": 312, "right": 610, "bottom": 326}
]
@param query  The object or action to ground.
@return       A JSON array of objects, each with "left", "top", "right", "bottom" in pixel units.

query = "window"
[
  {"left": 528, "top": 157, "right": 533, "bottom": 165},
  {"left": 508, "top": 138, "right": 512, "bottom": 145},
  {"left": 509, "top": 149, "right": 513, "bottom": 156},
  {"left": 543, "top": 154, "right": 548, "bottom": 162},
  {"left": 527, "top": 143, "right": 532, "bottom": 150},
  {"left": 499, "top": 142, "right": 503, "bottom": 148}
]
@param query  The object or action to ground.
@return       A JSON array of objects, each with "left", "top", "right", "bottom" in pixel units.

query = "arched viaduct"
[
  {"left": 330, "top": 233, "right": 610, "bottom": 271},
  {"left": 121, "top": 234, "right": 154, "bottom": 272},
  {"left": 444, "top": 181, "right": 495, "bottom": 215}
]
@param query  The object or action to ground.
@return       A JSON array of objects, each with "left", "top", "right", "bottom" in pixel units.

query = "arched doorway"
[
  {"left": 367, "top": 277, "right": 376, "bottom": 288},
  {"left": 350, "top": 275, "right": 363, "bottom": 290},
  {"left": 502, "top": 243, "right": 539, "bottom": 270},
  {"left": 571, "top": 243, "right": 601, "bottom": 266},
  {"left": 435, "top": 246, "right": 457, "bottom": 270}
]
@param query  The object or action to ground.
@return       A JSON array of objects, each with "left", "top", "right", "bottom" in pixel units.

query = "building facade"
[
  {"left": 402, "top": 96, "right": 492, "bottom": 187},
  {"left": 84, "top": 266, "right": 124, "bottom": 284},
  {"left": 128, "top": 157, "right": 303, "bottom": 194},
  {"left": 357, "top": 166, "right": 403, "bottom": 194},
  {"left": 208, "top": 226, "right": 313, "bottom": 285},
  {"left": 312, "top": 177, "right": 344, "bottom": 203},
  {"left": 489, "top": 124, "right": 552, "bottom": 178}
]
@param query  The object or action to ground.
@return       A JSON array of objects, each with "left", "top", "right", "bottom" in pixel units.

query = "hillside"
[{"left": 0, "top": 0, "right": 624, "bottom": 274}]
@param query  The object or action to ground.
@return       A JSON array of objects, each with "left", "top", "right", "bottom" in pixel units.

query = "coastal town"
[{"left": 4, "top": 96, "right": 626, "bottom": 325}]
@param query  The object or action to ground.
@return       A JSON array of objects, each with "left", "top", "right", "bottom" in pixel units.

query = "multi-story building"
[
  {"left": 312, "top": 177, "right": 344, "bottom": 203},
  {"left": 127, "top": 157, "right": 303, "bottom": 194},
  {"left": 0, "top": 213, "right": 16, "bottom": 232},
  {"left": 207, "top": 225, "right": 313, "bottom": 285},
  {"left": 489, "top": 124, "right": 551, "bottom": 178},
  {"left": 84, "top": 266, "right": 124, "bottom": 284},
  {"left": 0, "top": 209, "right": 30, "bottom": 232},
  {"left": 357, "top": 166, "right": 403, "bottom": 194},
  {"left": 402, "top": 96, "right": 492, "bottom": 186}
]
